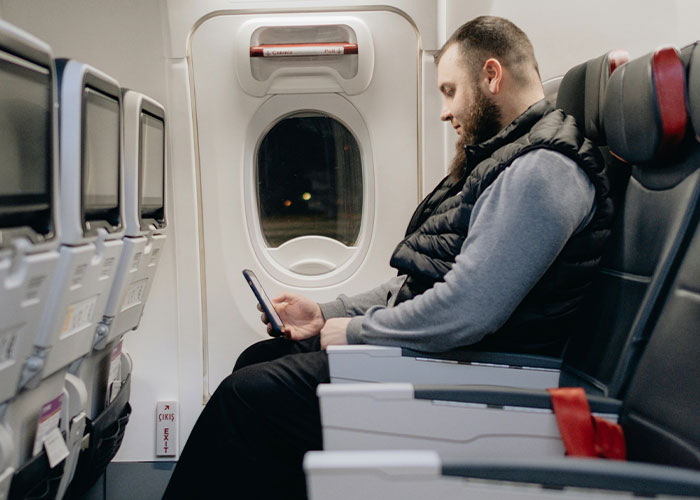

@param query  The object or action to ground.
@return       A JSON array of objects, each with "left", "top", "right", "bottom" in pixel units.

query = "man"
[{"left": 163, "top": 16, "right": 612, "bottom": 500}]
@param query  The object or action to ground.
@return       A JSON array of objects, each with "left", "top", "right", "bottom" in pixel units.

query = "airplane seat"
[
  {"left": 0, "top": 18, "right": 74, "bottom": 500},
  {"left": 24, "top": 58, "right": 126, "bottom": 388},
  {"left": 3, "top": 58, "right": 128, "bottom": 500},
  {"left": 557, "top": 44, "right": 694, "bottom": 397},
  {"left": 541, "top": 75, "right": 562, "bottom": 105},
  {"left": 556, "top": 49, "right": 631, "bottom": 201},
  {"left": 324, "top": 50, "right": 638, "bottom": 395},
  {"left": 557, "top": 49, "right": 629, "bottom": 143},
  {"left": 96, "top": 89, "right": 167, "bottom": 353},
  {"left": 66, "top": 90, "right": 166, "bottom": 499},
  {"left": 6, "top": 375, "right": 84, "bottom": 500},
  {"left": 306, "top": 47, "right": 700, "bottom": 499},
  {"left": 65, "top": 359, "right": 131, "bottom": 499},
  {"left": 618, "top": 40, "right": 700, "bottom": 470},
  {"left": 316, "top": 46, "right": 699, "bottom": 458}
]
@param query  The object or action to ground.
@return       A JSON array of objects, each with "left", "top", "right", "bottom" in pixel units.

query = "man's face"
[{"left": 437, "top": 43, "right": 502, "bottom": 146}]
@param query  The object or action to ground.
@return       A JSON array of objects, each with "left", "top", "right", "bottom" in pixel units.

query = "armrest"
[
  {"left": 305, "top": 450, "right": 700, "bottom": 500},
  {"left": 413, "top": 385, "right": 622, "bottom": 414},
  {"left": 402, "top": 348, "right": 562, "bottom": 369},
  {"left": 319, "top": 383, "right": 620, "bottom": 457},
  {"left": 327, "top": 345, "right": 561, "bottom": 388},
  {"left": 442, "top": 456, "right": 700, "bottom": 497},
  {"left": 305, "top": 450, "right": 447, "bottom": 500}
]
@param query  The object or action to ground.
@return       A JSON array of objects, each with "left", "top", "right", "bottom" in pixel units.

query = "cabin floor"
[{"left": 82, "top": 462, "right": 175, "bottom": 500}]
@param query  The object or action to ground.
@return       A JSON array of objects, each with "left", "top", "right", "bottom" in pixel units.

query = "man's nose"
[{"left": 440, "top": 106, "right": 451, "bottom": 122}]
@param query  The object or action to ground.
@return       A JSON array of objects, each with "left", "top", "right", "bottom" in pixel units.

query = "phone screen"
[{"left": 242, "top": 269, "right": 285, "bottom": 335}]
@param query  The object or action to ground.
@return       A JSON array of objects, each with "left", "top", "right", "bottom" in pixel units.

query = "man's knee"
[{"left": 233, "top": 338, "right": 283, "bottom": 372}]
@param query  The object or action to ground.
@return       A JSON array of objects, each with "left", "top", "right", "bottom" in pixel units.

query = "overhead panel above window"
[{"left": 235, "top": 18, "right": 374, "bottom": 95}]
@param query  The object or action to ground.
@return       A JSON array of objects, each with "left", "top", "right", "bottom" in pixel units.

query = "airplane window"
[{"left": 257, "top": 112, "right": 363, "bottom": 248}]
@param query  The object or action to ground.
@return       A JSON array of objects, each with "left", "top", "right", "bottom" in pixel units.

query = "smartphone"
[{"left": 242, "top": 269, "right": 285, "bottom": 336}]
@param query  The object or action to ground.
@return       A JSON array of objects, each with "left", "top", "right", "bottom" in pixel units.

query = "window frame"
[{"left": 243, "top": 93, "right": 375, "bottom": 287}]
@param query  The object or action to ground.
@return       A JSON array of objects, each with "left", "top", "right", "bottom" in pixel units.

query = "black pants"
[{"left": 162, "top": 336, "right": 329, "bottom": 500}]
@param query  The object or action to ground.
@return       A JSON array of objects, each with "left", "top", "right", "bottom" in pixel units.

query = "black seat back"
[
  {"left": 560, "top": 47, "right": 698, "bottom": 398},
  {"left": 556, "top": 49, "right": 628, "bottom": 145},
  {"left": 556, "top": 50, "right": 631, "bottom": 204},
  {"left": 619, "top": 44, "right": 700, "bottom": 471}
]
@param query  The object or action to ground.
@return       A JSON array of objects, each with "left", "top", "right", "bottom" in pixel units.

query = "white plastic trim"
[
  {"left": 327, "top": 346, "right": 561, "bottom": 388},
  {"left": 304, "top": 449, "right": 441, "bottom": 474},
  {"left": 317, "top": 383, "right": 415, "bottom": 400},
  {"left": 243, "top": 93, "right": 375, "bottom": 288}
]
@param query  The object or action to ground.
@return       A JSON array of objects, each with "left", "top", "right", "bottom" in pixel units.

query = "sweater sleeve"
[
  {"left": 345, "top": 149, "right": 596, "bottom": 352},
  {"left": 318, "top": 275, "right": 406, "bottom": 319}
]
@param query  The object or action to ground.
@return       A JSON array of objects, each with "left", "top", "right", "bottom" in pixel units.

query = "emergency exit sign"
[{"left": 156, "top": 401, "right": 177, "bottom": 457}]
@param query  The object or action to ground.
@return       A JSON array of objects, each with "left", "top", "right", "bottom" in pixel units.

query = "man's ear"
[{"left": 482, "top": 58, "right": 503, "bottom": 94}]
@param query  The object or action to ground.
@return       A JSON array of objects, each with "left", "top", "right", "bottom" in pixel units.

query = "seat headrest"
[
  {"left": 683, "top": 42, "right": 700, "bottom": 140},
  {"left": 603, "top": 47, "right": 687, "bottom": 164},
  {"left": 556, "top": 50, "right": 629, "bottom": 143}
]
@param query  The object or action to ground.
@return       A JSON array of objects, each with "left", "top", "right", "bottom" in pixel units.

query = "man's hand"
[
  {"left": 259, "top": 293, "right": 325, "bottom": 341},
  {"left": 320, "top": 318, "right": 351, "bottom": 349}
]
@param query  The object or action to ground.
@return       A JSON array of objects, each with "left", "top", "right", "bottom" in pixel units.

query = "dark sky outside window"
[{"left": 257, "top": 113, "right": 363, "bottom": 247}]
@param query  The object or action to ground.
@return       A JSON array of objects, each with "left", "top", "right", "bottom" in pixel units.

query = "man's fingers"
[
  {"left": 256, "top": 303, "right": 263, "bottom": 312},
  {"left": 272, "top": 293, "right": 292, "bottom": 305},
  {"left": 261, "top": 312, "right": 268, "bottom": 324}
]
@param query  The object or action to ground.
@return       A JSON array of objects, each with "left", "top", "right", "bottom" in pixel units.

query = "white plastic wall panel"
[
  {"left": 0, "top": 250, "right": 58, "bottom": 403},
  {"left": 327, "top": 345, "right": 561, "bottom": 387},
  {"left": 161, "top": 0, "right": 439, "bottom": 59},
  {"left": 440, "top": 0, "right": 700, "bottom": 82},
  {"left": 319, "top": 384, "right": 566, "bottom": 460},
  {"left": 116, "top": 58, "right": 199, "bottom": 462},
  {"left": 190, "top": 10, "right": 420, "bottom": 394}
]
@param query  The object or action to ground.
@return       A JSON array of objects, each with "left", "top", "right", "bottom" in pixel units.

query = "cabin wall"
[
  {"left": 442, "top": 0, "right": 700, "bottom": 81},
  {"left": 1, "top": 0, "right": 699, "bottom": 469}
]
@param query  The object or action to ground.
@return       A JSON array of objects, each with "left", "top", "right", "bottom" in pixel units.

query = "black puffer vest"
[{"left": 390, "top": 100, "right": 613, "bottom": 356}]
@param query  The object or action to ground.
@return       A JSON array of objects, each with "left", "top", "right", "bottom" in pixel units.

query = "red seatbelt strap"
[{"left": 547, "top": 387, "right": 626, "bottom": 460}]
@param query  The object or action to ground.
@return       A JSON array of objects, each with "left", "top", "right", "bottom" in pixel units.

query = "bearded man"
[{"left": 163, "top": 15, "right": 613, "bottom": 500}]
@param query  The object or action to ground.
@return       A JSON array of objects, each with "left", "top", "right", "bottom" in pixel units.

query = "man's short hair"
[{"left": 436, "top": 16, "right": 540, "bottom": 86}]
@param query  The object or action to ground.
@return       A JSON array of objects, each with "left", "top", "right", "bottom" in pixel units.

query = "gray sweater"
[{"left": 319, "top": 148, "right": 596, "bottom": 352}]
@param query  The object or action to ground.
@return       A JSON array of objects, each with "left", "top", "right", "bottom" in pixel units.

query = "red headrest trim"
[
  {"left": 653, "top": 47, "right": 687, "bottom": 155},
  {"left": 607, "top": 49, "right": 629, "bottom": 74},
  {"left": 609, "top": 149, "right": 630, "bottom": 165}
]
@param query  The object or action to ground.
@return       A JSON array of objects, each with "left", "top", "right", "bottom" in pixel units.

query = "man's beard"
[{"left": 448, "top": 87, "right": 503, "bottom": 180}]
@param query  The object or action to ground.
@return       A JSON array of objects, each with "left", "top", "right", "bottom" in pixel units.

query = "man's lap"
[
  {"left": 218, "top": 336, "right": 330, "bottom": 452},
  {"left": 163, "top": 337, "right": 330, "bottom": 499},
  {"left": 233, "top": 335, "right": 328, "bottom": 373}
]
